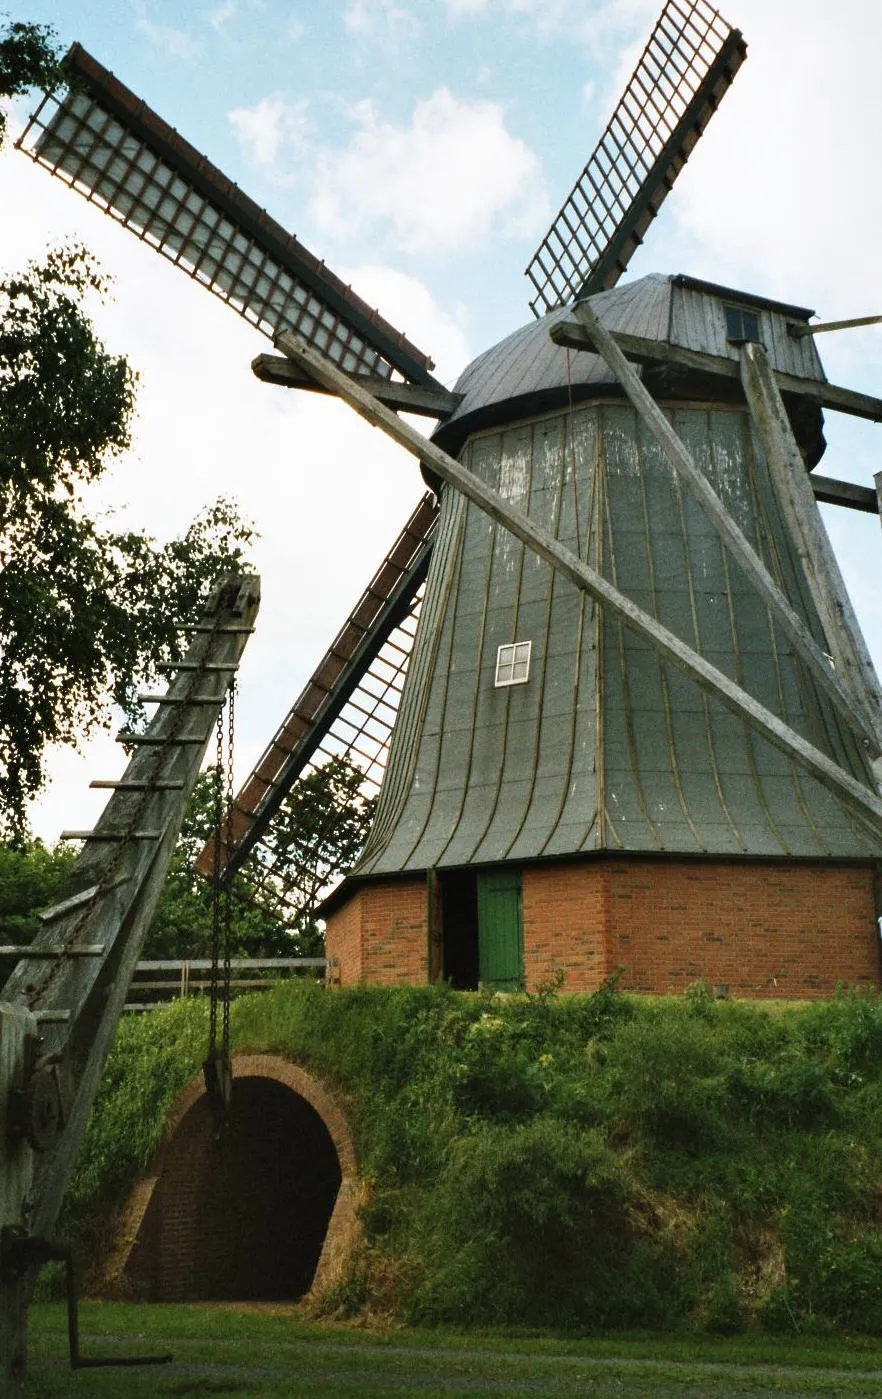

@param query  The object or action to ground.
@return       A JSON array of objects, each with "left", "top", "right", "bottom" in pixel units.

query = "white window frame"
[{"left": 495, "top": 640, "right": 532, "bottom": 688}]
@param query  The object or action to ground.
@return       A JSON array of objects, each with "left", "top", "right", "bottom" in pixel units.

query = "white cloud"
[
  {"left": 210, "top": 0, "right": 237, "bottom": 32},
  {"left": 344, "top": 0, "right": 418, "bottom": 37},
  {"left": 131, "top": 2, "right": 201, "bottom": 60},
  {"left": 0, "top": 140, "right": 471, "bottom": 841},
  {"left": 311, "top": 88, "right": 548, "bottom": 256},
  {"left": 286, "top": 12, "right": 306, "bottom": 42},
  {"left": 343, "top": 264, "right": 470, "bottom": 386},
  {"left": 229, "top": 93, "right": 309, "bottom": 178}
]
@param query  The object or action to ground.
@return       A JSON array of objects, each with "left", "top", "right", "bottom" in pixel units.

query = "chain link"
[
  {"left": 208, "top": 699, "right": 225, "bottom": 1054},
  {"left": 222, "top": 679, "right": 236, "bottom": 1056}
]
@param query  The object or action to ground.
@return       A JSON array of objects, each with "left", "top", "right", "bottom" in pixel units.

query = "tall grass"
[{"left": 70, "top": 980, "right": 882, "bottom": 1334}]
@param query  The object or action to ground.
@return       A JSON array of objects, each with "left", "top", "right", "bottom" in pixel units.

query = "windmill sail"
[
  {"left": 18, "top": 44, "right": 440, "bottom": 385},
  {"left": 198, "top": 494, "right": 438, "bottom": 920},
  {"left": 525, "top": 0, "right": 746, "bottom": 316}
]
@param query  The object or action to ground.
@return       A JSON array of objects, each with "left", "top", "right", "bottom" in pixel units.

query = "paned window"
[
  {"left": 495, "top": 641, "right": 532, "bottom": 687},
  {"left": 725, "top": 306, "right": 761, "bottom": 344}
]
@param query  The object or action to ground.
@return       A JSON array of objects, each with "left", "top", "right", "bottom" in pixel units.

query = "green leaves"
[
  {"left": 0, "top": 19, "right": 64, "bottom": 149},
  {"left": 0, "top": 247, "right": 254, "bottom": 837}
]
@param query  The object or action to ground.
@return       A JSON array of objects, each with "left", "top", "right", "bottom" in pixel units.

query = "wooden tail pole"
[{"left": 0, "top": 573, "right": 259, "bottom": 1397}]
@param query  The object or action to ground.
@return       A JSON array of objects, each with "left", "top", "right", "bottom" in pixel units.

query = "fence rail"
[{"left": 125, "top": 956, "right": 328, "bottom": 1009}]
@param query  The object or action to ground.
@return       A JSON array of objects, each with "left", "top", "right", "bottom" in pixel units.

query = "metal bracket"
[{"left": 0, "top": 1227, "right": 172, "bottom": 1371}]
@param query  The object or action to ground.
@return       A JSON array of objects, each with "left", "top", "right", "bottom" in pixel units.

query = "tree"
[
  {"left": 141, "top": 773, "right": 288, "bottom": 961},
  {"left": 0, "top": 19, "right": 64, "bottom": 150},
  {"left": 0, "top": 835, "right": 73, "bottom": 943},
  {"left": 0, "top": 22, "right": 255, "bottom": 837}
]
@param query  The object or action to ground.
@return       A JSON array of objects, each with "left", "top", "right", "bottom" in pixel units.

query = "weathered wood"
[
  {"left": 252, "top": 353, "right": 462, "bottom": 418},
  {"left": 740, "top": 341, "right": 882, "bottom": 753},
  {"left": 569, "top": 304, "right": 879, "bottom": 756},
  {"left": 790, "top": 314, "right": 882, "bottom": 337},
  {"left": 275, "top": 329, "right": 882, "bottom": 833},
  {"left": 811, "top": 474, "right": 879, "bottom": 514},
  {"left": 876, "top": 472, "right": 882, "bottom": 527},
  {"left": 0, "top": 575, "right": 260, "bottom": 1395},
  {"left": 550, "top": 316, "right": 882, "bottom": 423}
]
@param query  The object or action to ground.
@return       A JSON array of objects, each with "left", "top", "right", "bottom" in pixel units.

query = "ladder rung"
[
  {"left": 115, "top": 733, "right": 209, "bottom": 746},
  {"left": 180, "top": 625, "right": 254, "bottom": 634},
  {"left": 59, "top": 830, "right": 162, "bottom": 841},
  {"left": 38, "top": 875, "right": 131, "bottom": 921},
  {"left": 90, "top": 780, "right": 185, "bottom": 790},
  {"left": 155, "top": 662, "right": 235, "bottom": 672},
  {"left": 0, "top": 945, "right": 105, "bottom": 957},
  {"left": 137, "top": 695, "right": 226, "bottom": 705}
]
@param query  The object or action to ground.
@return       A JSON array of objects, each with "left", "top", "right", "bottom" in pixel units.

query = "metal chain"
[
  {"left": 221, "top": 679, "right": 236, "bottom": 1056},
  {"left": 208, "top": 698, "right": 225, "bottom": 1054}
]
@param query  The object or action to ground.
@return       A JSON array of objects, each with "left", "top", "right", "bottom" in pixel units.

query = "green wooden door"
[{"left": 476, "top": 870, "right": 523, "bottom": 991}]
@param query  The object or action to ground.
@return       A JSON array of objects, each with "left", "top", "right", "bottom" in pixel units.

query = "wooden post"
[
  {"left": 570, "top": 304, "right": 878, "bottom": 757},
  {"left": 740, "top": 341, "right": 882, "bottom": 759},
  {"left": 276, "top": 331, "right": 882, "bottom": 834},
  {"left": 876, "top": 472, "right": 882, "bottom": 528},
  {"left": 0, "top": 1005, "right": 38, "bottom": 1396}
]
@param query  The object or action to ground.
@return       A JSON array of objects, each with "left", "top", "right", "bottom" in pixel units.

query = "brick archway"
[{"left": 105, "top": 1055, "right": 358, "bottom": 1303}]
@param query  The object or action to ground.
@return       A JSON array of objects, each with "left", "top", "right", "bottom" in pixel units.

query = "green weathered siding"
[{"left": 356, "top": 398, "right": 882, "bottom": 874}]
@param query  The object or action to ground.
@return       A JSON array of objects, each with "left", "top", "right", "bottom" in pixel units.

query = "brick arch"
[{"left": 104, "top": 1054, "right": 359, "bottom": 1303}]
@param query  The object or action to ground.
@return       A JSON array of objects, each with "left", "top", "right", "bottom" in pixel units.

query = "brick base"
[
  {"left": 325, "top": 877, "right": 427, "bottom": 986},
  {"left": 329, "top": 859, "right": 880, "bottom": 999},
  {"left": 525, "top": 858, "right": 880, "bottom": 998}
]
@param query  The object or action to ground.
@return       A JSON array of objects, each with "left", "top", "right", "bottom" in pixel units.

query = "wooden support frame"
[
  {"left": 275, "top": 329, "right": 882, "bottom": 835},
  {"left": 739, "top": 341, "right": 882, "bottom": 751},
  {"left": 252, "top": 354, "right": 462, "bottom": 419},
  {"left": 569, "top": 304, "right": 879, "bottom": 757},
  {"left": 811, "top": 475, "right": 879, "bottom": 514},
  {"left": 0, "top": 574, "right": 259, "bottom": 1397},
  {"left": 550, "top": 317, "right": 882, "bottom": 424}
]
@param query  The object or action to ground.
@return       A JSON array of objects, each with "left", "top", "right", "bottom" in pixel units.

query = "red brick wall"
[
  {"left": 326, "top": 878, "right": 427, "bottom": 985},
  {"left": 523, "top": 857, "right": 880, "bottom": 999},
  {"left": 522, "top": 863, "right": 610, "bottom": 994},
  {"left": 328, "top": 860, "right": 879, "bottom": 999}
]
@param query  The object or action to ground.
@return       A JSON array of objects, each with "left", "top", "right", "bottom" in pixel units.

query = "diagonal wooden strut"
[
  {"left": 739, "top": 341, "right": 882, "bottom": 754},
  {"left": 569, "top": 303, "right": 880, "bottom": 757},
  {"left": 275, "top": 328, "right": 882, "bottom": 836}
]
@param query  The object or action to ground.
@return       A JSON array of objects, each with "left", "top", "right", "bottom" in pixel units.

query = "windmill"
[{"left": 17, "top": 0, "right": 882, "bottom": 999}]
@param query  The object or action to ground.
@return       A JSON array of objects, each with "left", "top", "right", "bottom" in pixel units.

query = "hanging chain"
[
  {"left": 221, "top": 678, "right": 236, "bottom": 1057},
  {"left": 208, "top": 697, "right": 225, "bottom": 1055}
]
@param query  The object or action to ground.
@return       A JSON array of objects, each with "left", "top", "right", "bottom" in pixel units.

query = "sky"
[{"left": 1, "top": 0, "right": 881, "bottom": 841}]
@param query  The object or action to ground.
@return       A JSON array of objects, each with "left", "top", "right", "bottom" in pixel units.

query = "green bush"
[{"left": 65, "top": 981, "right": 882, "bottom": 1335}]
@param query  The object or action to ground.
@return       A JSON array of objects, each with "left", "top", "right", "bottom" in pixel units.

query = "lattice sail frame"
[
  {"left": 198, "top": 494, "right": 439, "bottom": 923},
  {"left": 18, "top": 45, "right": 438, "bottom": 385},
  {"left": 234, "top": 595, "right": 423, "bottom": 921},
  {"left": 525, "top": 0, "right": 746, "bottom": 315}
]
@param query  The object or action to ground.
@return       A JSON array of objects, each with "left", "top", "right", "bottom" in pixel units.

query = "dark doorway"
[
  {"left": 126, "top": 1076, "right": 342, "bottom": 1302},
  {"left": 441, "top": 869, "right": 480, "bottom": 988},
  {"left": 441, "top": 868, "right": 524, "bottom": 991}
]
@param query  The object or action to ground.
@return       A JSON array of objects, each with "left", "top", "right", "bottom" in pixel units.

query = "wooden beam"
[
  {"left": 790, "top": 314, "right": 882, "bottom": 338},
  {"left": 740, "top": 342, "right": 882, "bottom": 754},
  {"left": 251, "top": 353, "right": 462, "bottom": 418},
  {"left": 275, "top": 329, "right": 882, "bottom": 834},
  {"left": 811, "top": 475, "right": 879, "bottom": 514},
  {"left": 876, "top": 471, "right": 882, "bottom": 526},
  {"left": 569, "top": 304, "right": 879, "bottom": 757},
  {"left": 550, "top": 317, "right": 882, "bottom": 424}
]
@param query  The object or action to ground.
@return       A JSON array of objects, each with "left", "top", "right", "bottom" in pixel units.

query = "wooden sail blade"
[
  {"left": 196, "top": 494, "right": 438, "bottom": 912},
  {"left": 17, "top": 44, "right": 440, "bottom": 387},
  {"left": 525, "top": 0, "right": 746, "bottom": 316}
]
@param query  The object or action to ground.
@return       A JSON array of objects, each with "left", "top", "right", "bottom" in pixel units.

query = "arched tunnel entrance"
[{"left": 116, "top": 1057, "right": 357, "bottom": 1303}]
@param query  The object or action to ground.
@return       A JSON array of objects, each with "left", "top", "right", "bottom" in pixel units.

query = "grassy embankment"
[{"left": 66, "top": 978, "right": 882, "bottom": 1336}]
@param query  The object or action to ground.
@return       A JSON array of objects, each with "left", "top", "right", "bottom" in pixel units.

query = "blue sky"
[{"left": 2, "top": 0, "right": 881, "bottom": 836}]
